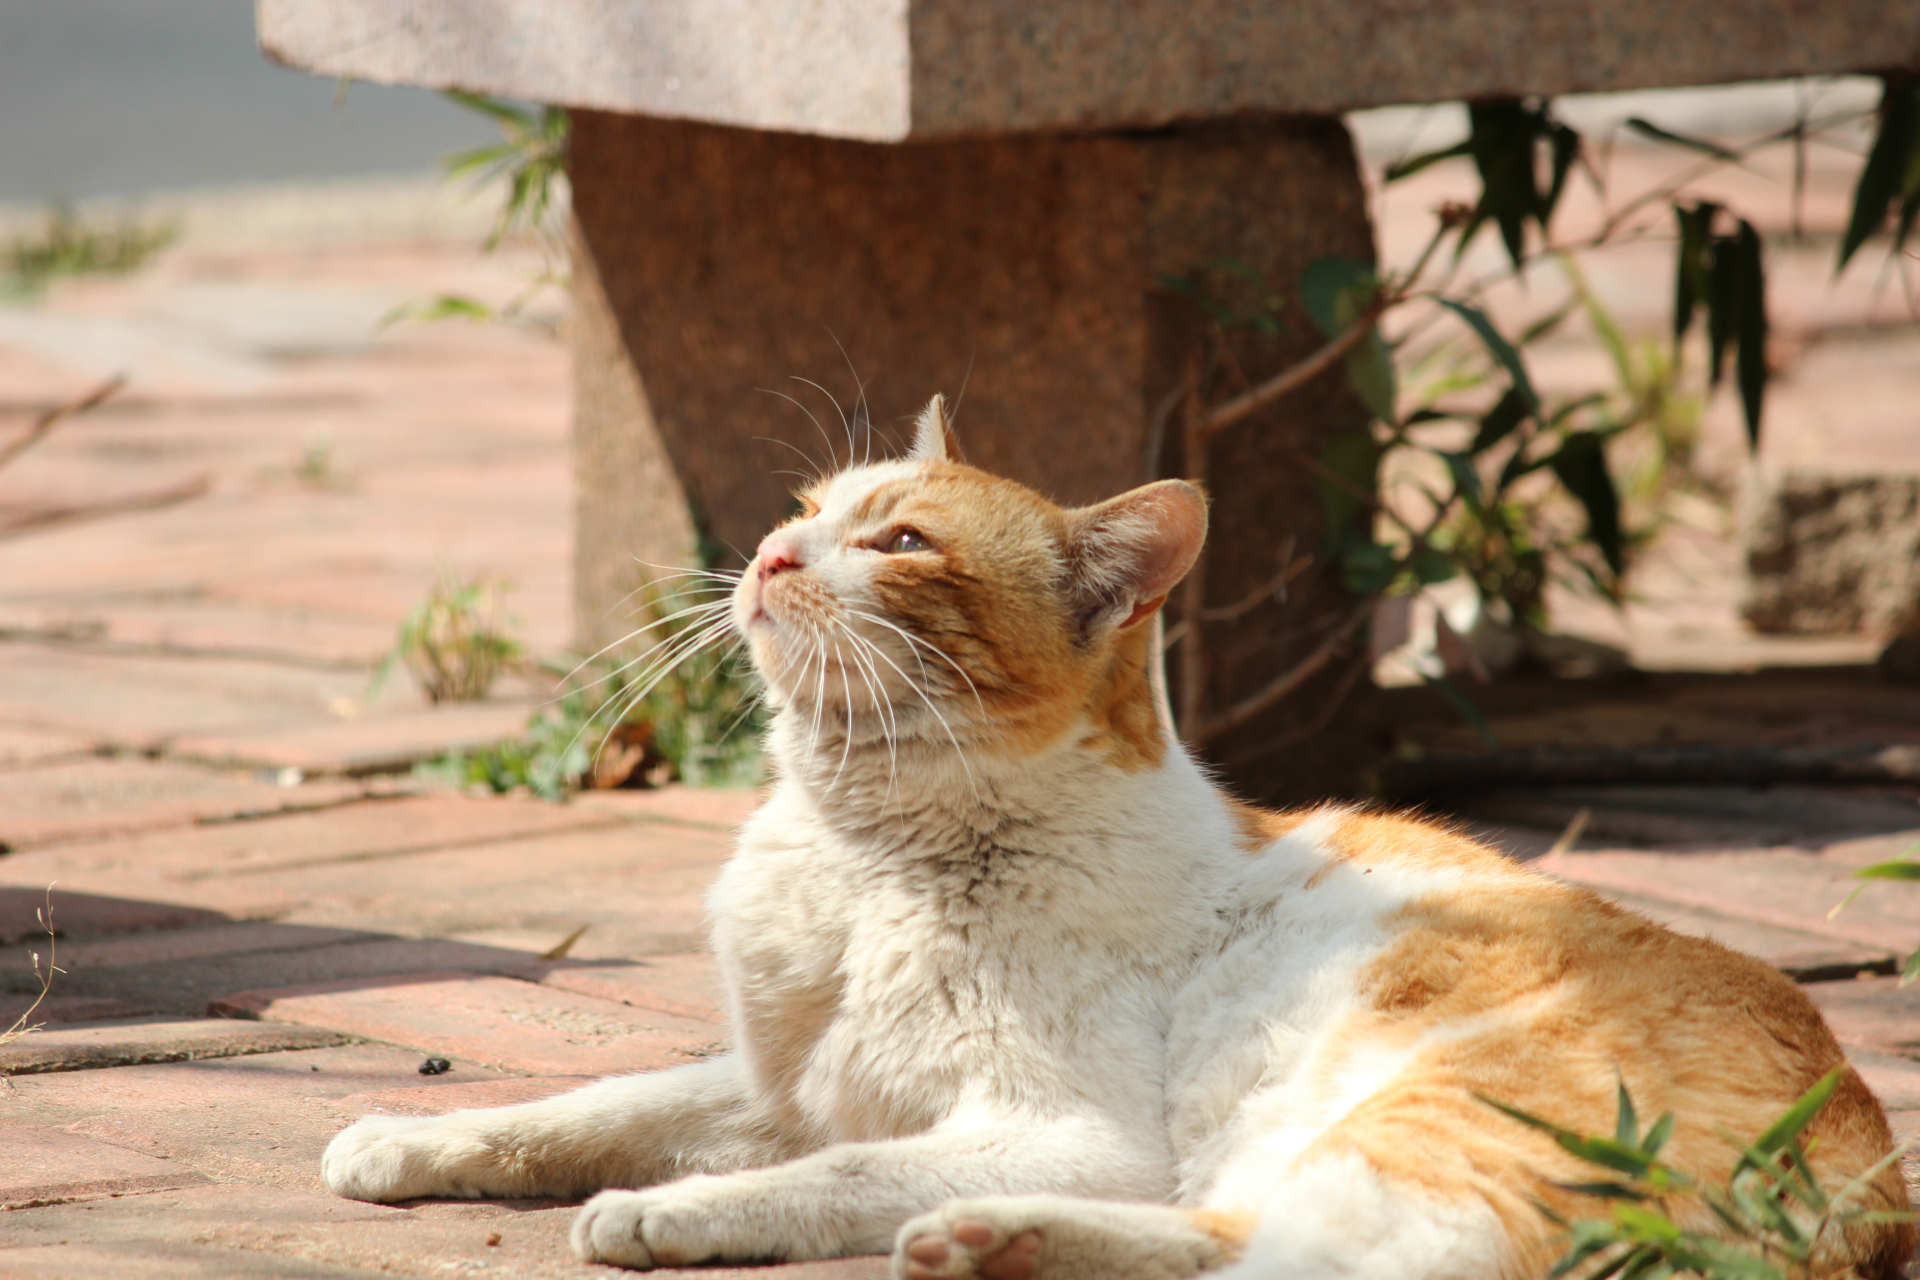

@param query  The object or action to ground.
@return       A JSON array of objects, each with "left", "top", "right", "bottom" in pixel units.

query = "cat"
[{"left": 322, "top": 397, "right": 1915, "bottom": 1280}]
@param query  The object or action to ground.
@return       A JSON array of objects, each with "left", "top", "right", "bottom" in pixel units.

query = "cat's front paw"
[
  {"left": 322, "top": 1113, "right": 492, "bottom": 1202},
  {"left": 571, "top": 1177, "right": 781, "bottom": 1270}
]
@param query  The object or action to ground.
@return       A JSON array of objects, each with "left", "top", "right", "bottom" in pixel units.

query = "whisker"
[
  {"left": 790, "top": 376, "right": 854, "bottom": 474},
  {"left": 838, "top": 621, "right": 977, "bottom": 795},
  {"left": 757, "top": 388, "right": 839, "bottom": 475},
  {"left": 845, "top": 609, "right": 987, "bottom": 715}
]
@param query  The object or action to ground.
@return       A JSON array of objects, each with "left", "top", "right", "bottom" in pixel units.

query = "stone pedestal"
[{"left": 570, "top": 112, "right": 1378, "bottom": 800}]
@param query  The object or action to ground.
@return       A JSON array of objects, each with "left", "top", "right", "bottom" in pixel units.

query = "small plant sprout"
[
  {"left": 372, "top": 574, "right": 525, "bottom": 705},
  {"left": 1483, "top": 1070, "right": 1915, "bottom": 1280},
  {"left": 1828, "top": 841, "right": 1920, "bottom": 986},
  {"left": 1, "top": 888, "right": 60, "bottom": 1052}
]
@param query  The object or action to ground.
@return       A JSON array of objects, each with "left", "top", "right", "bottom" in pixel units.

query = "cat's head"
[{"left": 732, "top": 395, "right": 1206, "bottom": 769}]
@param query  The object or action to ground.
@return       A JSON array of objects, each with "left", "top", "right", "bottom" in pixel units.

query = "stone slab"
[
  {"left": 0, "top": 1127, "right": 210, "bottom": 1210},
  {"left": 169, "top": 699, "right": 543, "bottom": 775},
  {"left": 260, "top": 0, "right": 1920, "bottom": 139},
  {"left": 0, "top": 1044, "right": 509, "bottom": 1189},
  {"left": 1806, "top": 976, "right": 1920, "bottom": 1059},
  {"left": 1602, "top": 890, "right": 1897, "bottom": 982},
  {"left": 212, "top": 972, "right": 726, "bottom": 1076},
  {"left": 0, "top": 756, "right": 363, "bottom": 851},
  {"left": 0, "top": 723, "right": 93, "bottom": 768},
  {"left": 526, "top": 952, "right": 726, "bottom": 1025},
  {"left": 0, "top": 996, "right": 155, "bottom": 1026},
  {"left": 1536, "top": 846, "right": 1920, "bottom": 954},
  {"left": 0, "top": 1016, "right": 353, "bottom": 1076}
]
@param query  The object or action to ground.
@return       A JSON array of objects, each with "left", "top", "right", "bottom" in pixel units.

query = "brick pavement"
[{"left": 2, "top": 129, "right": 1917, "bottom": 1275}]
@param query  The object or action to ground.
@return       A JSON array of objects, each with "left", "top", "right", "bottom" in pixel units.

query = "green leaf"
[
  {"left": 1672, "top": 202, "right": 1719, "bottom": 347},
  {"left": 1706, "top": 233, "right": 1740, "bottom": 388},
  {"left": 1615, "top": 1078, "right": 1640, "bottom": 1148},
  {"left": 1642, "top": 1112, "right": 1674, "bottom": 1158},
  {"left": 1730, "top": 220, "right": 1768, "bottom": 450},
  {"left": 1427, "top": 675, "right": 1498, "bottom": 748},
  {"left": 1470, "top": 388, "right": 1531, "bottom": 455},
  {"left": 1466, "top": 102, "right": 1545, "bottom": 269},
  {"left": 1557, "top": 1180, "right": 1651, "bottom": 1202},
  {"left": 1839, "top": 77, "right": 1920, "bottom": 272},
  {"left": 1315, "top": 429, "right": 1382, "bottom": 551},
  {"left": 1439, "top": 299, "right": 1540, "bottom": 412},
  {"left": 1543, "top": 122, "right": 1582, "bottom": 227},
  {"left": 1625, "top": 117, "right": 1742, "bottom": 161},
  {"left": 1548, "top": 432, "right": 1624, "bottom": 576},
  {"left": 1438, "top": 450, "right": 1485, "bottom": 510},
  {"left": 1735, "top": 1067, "right": 1845, "bottom": 1175},
  {"left": 1410, "top": 545, "right": 1460, "bottom": 585},
  {"left": 1340, "top": 539, "right": 1402, "bottom": 596},
  {"left": 1300, "top": 256, "right": 1376, "bottom": 337},
  {"left": 1301, "top": 256, "right": 1396, "bottom": 420},
  {"left": 1385, "top": 139, "right": 1474, "bottom": 183},
  {"left": 1854, "top": 858, "right": 1920, "bottom": 881},
  {"left": 1903, "top": 946, "right": 1919, "bottom": 987}
]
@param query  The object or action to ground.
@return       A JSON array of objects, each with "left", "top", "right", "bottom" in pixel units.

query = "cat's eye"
[{"left": 884, "top": 528, "right": 931, "bottom": 554}]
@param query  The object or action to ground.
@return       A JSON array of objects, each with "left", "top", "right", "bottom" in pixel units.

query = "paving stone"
[
  {"left": 0, "top": 1241, "right": 391, "bottom": 1279},
  {"left": 1850, "top": 1050, "right": 1920, "bottom": 1112},
  {"left": 0, "top": 723, "right": 94, "bottom": 768},
  {"left": 212, "top": 972, "right": 726, "bottom": 1076},
  {"left": 0, "top": 1127, "right": 210, "bottom": 1210},
  {"left": 571, "top": 785, "right": 762, "bottom": 831},
  {"left": 1602, "top": 890, "right": 1896, "bottom": 980},
  {"left": 0, "top": 995, "right": 154, "bottom": 1026},
  {"left": 1536, "top": 846, "right": 1920, "bottom": 954},
  {"left": 526, "top": 952, "right": 726, "bottom": 1024},
  {"left": 5, "top": 921, "right": 372, "bottom": 972},
  {"left": 0, "top": 756, "right": 363, "bottom": 851},
  {"left": 0, "top": 1016, "right": 352, "bottom": 1076},
  {"left": 0, "top": 886, "right": 227, "bottom": 945},
  {"left": 1806, "top": 976, "right": 1920, "bottom": 1059},
  {"left": 19, "top": 934, "right": 578, "bottom": 1021},
  {"left": 170, "top": 699, "right": 544, "bottom": 775},
  {"left": 0, "top": 1043, "right": 510, "bottom": 1189}
]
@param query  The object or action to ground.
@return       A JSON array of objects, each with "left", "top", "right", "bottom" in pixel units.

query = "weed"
[
  {"left": 372, "top": 574, "right": 524, "bottom": 704},
  {"left": 1, "top": 889, "right": 58, "bottom": 1054},
  {"left": 2, "top": 204, "right": 176, "bottom": 295},
  {"left": 1487, "top": 1070, "right": 1914, "bottom": 1280}
]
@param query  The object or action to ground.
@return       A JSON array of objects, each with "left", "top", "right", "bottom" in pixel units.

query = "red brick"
[
  {"left": 0, "top": 724, "right": 93, "bottom": 768},
  {"left": 1806, "top": 976, "right": 1920, "bottom": 1058},
  {"left": 1604, "top": 889, "right": 1896, "bottom": 979},
  {"left": 0, "top": 1242, "right": 388, "bottom": 1279},
  {"left": 1537, "top": 847, "right": 1920, "bottom": 953},
  {"left": 12, "top": 921, "right": 368, "bottom": 971},
  {"left": 572, "top": 784, "right": 762, "bottom": 831},
  {"left": 170, "top": 699, "right": 543, "bottom": 775},
  {"left": 0, "top": 756, "right": 362, "bottom": 851},
  {"left": 0, "top": 1016, "right": 351, "bottom": 1076},
  {"left": 0, "top": 1127, "right": 209, "bottom": 1209},
  {"left": 0, "top": 885, "right": 226, "bottom": 945},
  {"left": 526, "top": 952, "right": 727, "bottom": 1025},
  {"left": 336, "top": 1075, "right": 593, "bottom": 1117},
  {"left": 1851, "top": 1051, "right": 1920, "bottom": 1113},
  {"left": 212, "top": 972, "right": 725, "bottom": 1076},
  {"left": 0, "top": 995, "right": 154, "bottom": 1026}
]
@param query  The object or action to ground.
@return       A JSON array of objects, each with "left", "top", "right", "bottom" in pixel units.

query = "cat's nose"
[{"left": 756, "top": 532, "right": 803, "bottom": 579}]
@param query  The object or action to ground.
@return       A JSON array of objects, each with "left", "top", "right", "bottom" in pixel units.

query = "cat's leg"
[
  {"left": 324, "top": 1055, "right": 801, "bottom": 1202},
  {"left": 570, "top": 1114, "right": 1168, "bottom": 1269},
  {"left": 893, "top": 1197, "right": 1251, "bottom": 1280}
]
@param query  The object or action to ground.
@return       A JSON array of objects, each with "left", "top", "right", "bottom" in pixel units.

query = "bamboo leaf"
[
  {"left": 1544, "top": 122, "right": 1582, "bottom": 226},
  {"left": 1548, "top": 432, "right": 1624, "bottom": 576},
  {"left": 1853, "top": 858, "right": 1920, "bottom": 881},
  {"left": 1429, "top": 675, "right": 1498, "bottom": 748},
  {"left": 1643, "top": 1112, "right": 1674, "bottom": 1158},
  {"left": 1903, "top": 947, "right": 1919, "bottom": 987},
  {"left": 1385, "top": 139, "right": 1474, "bottom": 183},
  {"left": 1736, "top": 1067, "right": 1845, "bottom": 1174},
  {"left": 1839, "top": 77, "right": 1920, "bottom": 272},
  {"left": 1673, "top": 202, "right": 1719, "bottom": 347},
  {"left": 1731, "top": 220, "right": 1768, "bottom": 450},
  {"left": 1439, "top": 299, "right": 1540, "bottom": 411},
  {"left": 1625, "top": 117, "right": 1742, "bottom": 161},
  {"left": 1706, "top": 234, "right": 1740, "bottom": 388},
  {"left": 1470, "top": 388, "right": 1531, "bottom": 455}
]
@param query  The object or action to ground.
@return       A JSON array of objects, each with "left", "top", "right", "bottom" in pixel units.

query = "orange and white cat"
[{"left": 323, "top": 398, "right": 1913, "bottom": 1280}]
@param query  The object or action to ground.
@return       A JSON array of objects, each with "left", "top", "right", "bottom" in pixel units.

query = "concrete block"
[
  {"left": 258, "top": 1, "right": 1920, "bottom": 139},
  {"left": 0, "top": 1016, "right": 353, "bottom": 1076},
  {"left": 1743, "top": 473, "right": 1920, "bottom": 637},
  {"left": 0, "top": 1128, "right": 209, "bottom": 1210},
  {"left": 212, "top": 971, "right": 725, "bottom": 1076}
]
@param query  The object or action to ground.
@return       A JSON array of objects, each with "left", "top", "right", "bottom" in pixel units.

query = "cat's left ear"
[
  {"left": 1066, "top": 480, "right": 1208, "bottom": 635},
  {"left": 908, "top": 394, "right": 965, "bottom": 463}
]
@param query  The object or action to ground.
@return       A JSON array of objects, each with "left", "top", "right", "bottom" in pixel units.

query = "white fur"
[{"left": 320, "top": 456, "right": 1518, "bottom": 1278}]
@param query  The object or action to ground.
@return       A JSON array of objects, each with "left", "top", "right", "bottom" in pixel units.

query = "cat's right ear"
[
  {"left": 908, "top": 394, "right": 965, "bottom": 463},
  {"left": 1066, "top": 480, "right": 1208, "bottom": 636}
]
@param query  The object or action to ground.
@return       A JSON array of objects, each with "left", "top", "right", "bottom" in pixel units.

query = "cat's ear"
[
  {"left": 1066, "top": 480, "right": 1208, "bottom": 635},
  {"left": 909, "top": 394, "right": 964, "bottom": 463}
]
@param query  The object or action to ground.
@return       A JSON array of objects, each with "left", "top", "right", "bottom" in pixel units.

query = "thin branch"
[
  {"left": 0, "top": 374, "right": 127, "bottom": 474},
  {"left": 0, "top": 473, "right": 211, "bottom": 541},
  {"left": 1190, "top": 601, "right": 1374, "bottom": 747},
  {"left": 1200, "top": 298, "right": 1388, "bottom": 439}
]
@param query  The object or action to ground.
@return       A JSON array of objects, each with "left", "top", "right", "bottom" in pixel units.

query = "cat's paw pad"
[{"left": 897, "top": 1207, "right": 1043, "bottom": 1280}]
